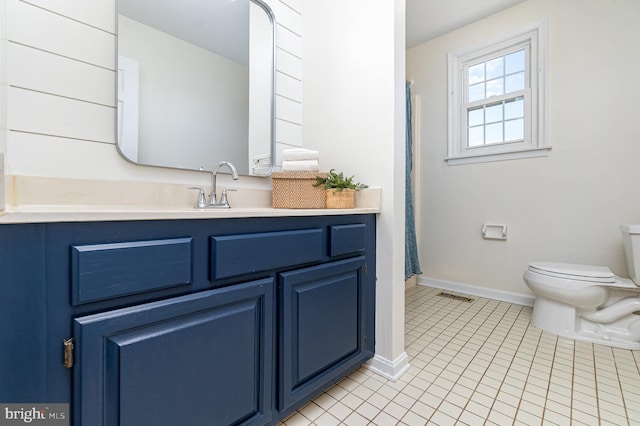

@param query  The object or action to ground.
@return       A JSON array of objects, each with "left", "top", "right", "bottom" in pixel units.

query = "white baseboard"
[
  {"left": 418, "top": 276, "right": 535, "bottom": 307},
  {"left": 366, "top": 352, "right": 411, "bottom": 382}
]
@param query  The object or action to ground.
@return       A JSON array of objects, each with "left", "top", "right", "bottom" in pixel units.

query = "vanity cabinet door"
[
  {"left": 278, "top": 256, "right": 372, "bottom": 413},
  {"left": 73, "top": 278, "right": 274, "bottom": 426}
]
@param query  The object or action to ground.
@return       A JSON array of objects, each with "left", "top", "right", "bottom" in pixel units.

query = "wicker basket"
[
  {"left": 271, "top": 171, "right": 327, "bottom": 209},
  {"left": 325, "top": 188, "right": 355, "bottom": 209}
]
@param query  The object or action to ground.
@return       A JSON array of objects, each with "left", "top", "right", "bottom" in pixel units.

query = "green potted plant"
[{"left": 313, "top": 169, "right": 368, "bottom": 209}]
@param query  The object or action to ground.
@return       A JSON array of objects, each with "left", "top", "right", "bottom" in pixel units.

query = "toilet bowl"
[{"left": 523, "top": 224, "right": 640, "bottom": 349}]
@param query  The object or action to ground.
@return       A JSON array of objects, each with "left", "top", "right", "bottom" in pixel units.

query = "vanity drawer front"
[
  {"left": 71, "top": 238, "right": 193, "bottom": 305},
  {"left": 329, "top": 224, "right": 366, "bottom": 256},
  {"left": 210, "top": 229, "right": 323, "bottom": 280}
]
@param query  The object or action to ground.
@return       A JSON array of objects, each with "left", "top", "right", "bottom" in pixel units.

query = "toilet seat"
[{"left": 528, "top": 262, "right": 616, "bottom": 284}]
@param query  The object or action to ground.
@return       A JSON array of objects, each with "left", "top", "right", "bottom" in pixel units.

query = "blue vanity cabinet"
[
  {"left": 0, "top": 214, "right": 376, "bottom": 426},
  {"left": 278, "top": 256, "right": 372, "bottom": 413},
  {"left": 0, "top": 223, "right": 48, "bottom": 403},
  {"left": 74, "top": 278, "right": 275, "bottom": 426}
]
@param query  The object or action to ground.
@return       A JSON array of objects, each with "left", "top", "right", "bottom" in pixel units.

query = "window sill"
[{"left": 446, "top": 146, "right": 551, "bottom": 166}]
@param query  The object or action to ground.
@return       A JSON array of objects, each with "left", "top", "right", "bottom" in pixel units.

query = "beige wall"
[{"left": 407, "top": 0, "right": 640, "bottom": 296}]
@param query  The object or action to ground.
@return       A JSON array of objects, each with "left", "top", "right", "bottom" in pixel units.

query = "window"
[{"left": 447, "top": 19, "right": 549, "bottom": 165}]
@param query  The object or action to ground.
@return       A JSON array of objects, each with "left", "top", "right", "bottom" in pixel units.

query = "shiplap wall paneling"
[
  {"left": 7, "top": 88, "right": 115, "bottom": 143},
  {"left": 270, "top": 2, "right": 302, "bottom": 37},
  {"left": 275, "top": 119, "right": 302, "bottom": 147},
  {"left": 275, "top": 73, "right": 302, "bottom": 105},
  {"left": 20, "top": 0, "right": 116, "bottom": 32},
  {"left": 7, "top": 133, "right": 128, "bottom": 178},
  {"left": 276, "top": 96, "right": 302, "bottom": 125},
  {"left": 278, "top": 0, "right": 303, "bottom": 14},
  {"left": 7, "top": 0, "right": 115, "bottom": 69},
  {"left": 276, "top": 25, "right": 303, "bottom": 59},
  {"left": 276, "top": 48, "right": 302, "bottom": 81},
  {"left": 6, "top": 0, "right": 116, "bottom": 146},
  {"left": 7, "top": 43, "right": 115, "bottom": 107},
  {"left": 269, "top": 0, "right": 303, "bottom": 163}
]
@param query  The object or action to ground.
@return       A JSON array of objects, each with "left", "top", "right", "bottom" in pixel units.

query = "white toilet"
[{"left": 523, "top": 224, "right": 640, "bottom": 349}]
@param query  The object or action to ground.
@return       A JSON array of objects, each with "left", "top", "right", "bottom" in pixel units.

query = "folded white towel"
[
  {"left": 252, "top": 153, "right": 271, "bottom": 165},
  {"left": 252, "top": 165, "right": 271, "bottom": 176},
  {"left": 282, "top": 159, "right": 320, "bottom": 172},
  {"left": 282, "top": 148, "right": 320, "bottom": 161}
]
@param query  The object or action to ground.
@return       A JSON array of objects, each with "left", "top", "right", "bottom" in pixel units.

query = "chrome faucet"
[{"left": 208, "top": 161, "right": 239, "bottom": 208}]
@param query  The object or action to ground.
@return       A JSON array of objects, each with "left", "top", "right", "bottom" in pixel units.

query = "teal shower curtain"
[{"left": 405, "top": 81, "right": 422, "bottom": 279}]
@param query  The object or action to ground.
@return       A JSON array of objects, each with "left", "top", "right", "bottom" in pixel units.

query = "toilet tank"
[{"left": 621, "top": 224, "right": 640, "bottom": 283}]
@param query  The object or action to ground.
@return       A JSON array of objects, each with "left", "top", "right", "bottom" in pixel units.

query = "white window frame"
[{"left": 447, "top": 19, "right": 549, "bottom": 165}]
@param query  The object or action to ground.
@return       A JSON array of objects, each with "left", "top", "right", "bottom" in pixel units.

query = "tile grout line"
[
  {"left": 512, "top": 322, "right": 544, "bottom": 424},
  {"left": 471, "top": 304, "right": 529, "bottom": 426},
  {"left": 488, "top": 306, "right": 533, "bottom": 426},
  {"left": 614, "top": 349, "right": 635, "bottom": 426},
  {"left": 570, "top": 338, "right": 577, "bottom": 426},
  {"left": 399, "top": 293, "right": 496, "bottom": 423},
  {"left": 539, "top": 333, "right": 559, "bottom": 425},
  {"left": 426, "top": 300, "right": 523, "bottom": 424},
  {"left": 403, "top": 294, "right": 495, "bottom": 423},
  {"left": 592, "top": 344, "right": 602, "bottom": 426}
]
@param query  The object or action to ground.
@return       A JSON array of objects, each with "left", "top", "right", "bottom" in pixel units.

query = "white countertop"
[{"left": 0, "top": 205, "right": 380, "bottom": 224}]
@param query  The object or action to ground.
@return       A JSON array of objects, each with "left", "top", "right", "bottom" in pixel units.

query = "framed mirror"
[{"left": 117, "top": 0, "right": 275, "bottom": 176}]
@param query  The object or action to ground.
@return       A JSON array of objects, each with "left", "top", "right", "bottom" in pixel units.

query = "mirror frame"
[{"left": 115, "top": 0, "right": 277, "bottom": 177}]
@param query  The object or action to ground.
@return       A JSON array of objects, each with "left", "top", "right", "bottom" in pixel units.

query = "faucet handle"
[
  {"left": 219, "top": 188, "right": 237, "bottom": 206},
  {"left": 187, "top": 187, "right": 207, "bottom": 209}
]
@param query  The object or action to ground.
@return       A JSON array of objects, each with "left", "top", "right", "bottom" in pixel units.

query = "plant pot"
[{"left": 325, "top": 189, "right": 355, "bottom": 209}]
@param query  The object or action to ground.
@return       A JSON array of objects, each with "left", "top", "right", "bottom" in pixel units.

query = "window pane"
[
  {"left": 505, "top": 49, "right": 525, "bottom": 74},
  {"left": 468, "top": 63, "right": 484, "bottom": 85},
  {"left": 505, "top": 72, "right": 525, "bottom": 93},
  {"left": 450, "top": 20, "right": 545, "bottom": 163},
  {"left": 485, "top": 123, "right": 503, "bottom": 144},
  {"left": 468, "top": 126, "right": 484, "bottom": 147},
  {"left": 468, "top": 83, "right": 485, "bottom": 102},
  {"left": 485, "top": 103, "right": 503, "bottom": 123},
  {"left": 486, "top": 57, "right": 503, "bottom": 80},
  {"left": 505, "top": 118, "right": 524, "bottom": 141},
  {"left": 505, "top": 97, "right": 524, "bottom": 120},
  {"left": 468, "top": 108, "right": 484, "bottom": 127},
  {"left": 486, "top": 78, "right": 504, "bottom": 97}
]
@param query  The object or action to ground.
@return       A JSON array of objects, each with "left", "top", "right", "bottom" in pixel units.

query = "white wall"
[
  {"left": 303, "top": 0, "right": 408, "bottom": 378},
  {"left": 407, "top": 0, "right": 640, "bottom": 297},
  {"left": 1, "top": 0, "right": 302, "bottom": 189}
]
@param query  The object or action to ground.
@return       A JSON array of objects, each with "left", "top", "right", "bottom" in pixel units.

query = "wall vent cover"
[{"left": 436, "top": 292, "right": 474, "bottom": 303}]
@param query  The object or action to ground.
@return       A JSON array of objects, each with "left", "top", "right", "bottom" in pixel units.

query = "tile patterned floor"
[{"left": 280, "top": 285, "right": 640, "bottom": 425}]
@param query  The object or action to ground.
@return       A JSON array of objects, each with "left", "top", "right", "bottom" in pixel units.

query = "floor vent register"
[{"left": 436, "top": 292, "right": 474, "bottom": 303}]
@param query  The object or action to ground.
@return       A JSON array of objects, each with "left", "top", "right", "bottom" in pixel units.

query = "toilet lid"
[{"left": 528, "top": 262, "right": 616, "bottom": 283}]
